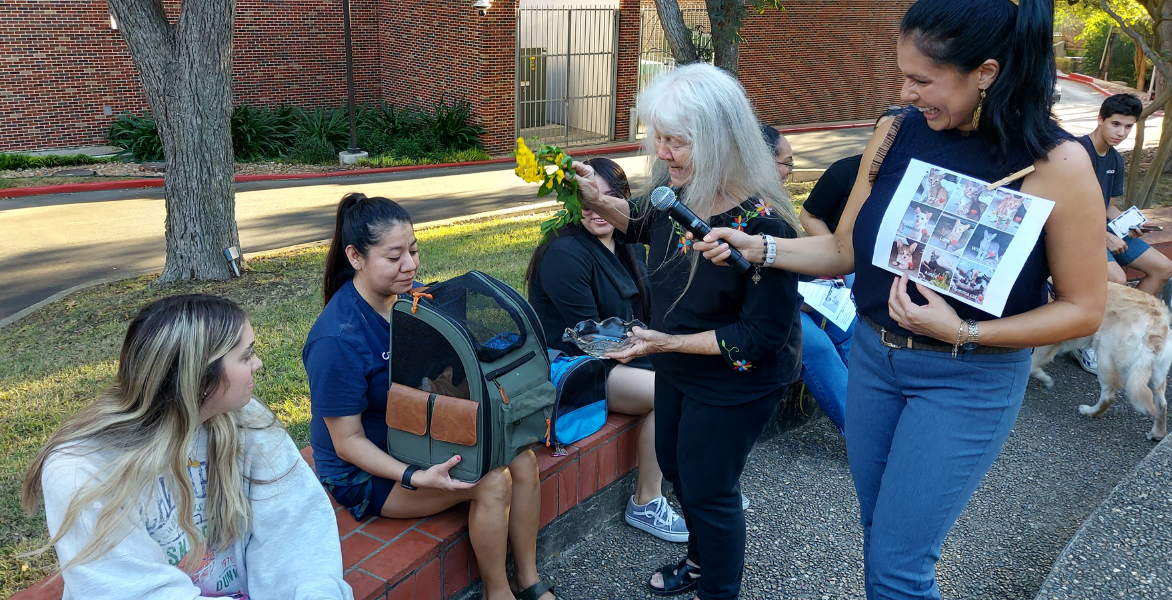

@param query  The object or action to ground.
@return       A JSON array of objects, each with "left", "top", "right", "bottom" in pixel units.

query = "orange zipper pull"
[
  {"left": 410, "top": 291, "right": 433, "bottom": 314},
  {"left": 494, "top": 380, "right": 509, "bottom": 405}
]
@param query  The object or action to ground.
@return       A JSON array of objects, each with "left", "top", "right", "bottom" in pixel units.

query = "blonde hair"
[
  {"left": 21, "top": 294, "right": 279, "bottom": 572},
  {"left": 636, "top": 62, "right": 802, "bottom": 302}
]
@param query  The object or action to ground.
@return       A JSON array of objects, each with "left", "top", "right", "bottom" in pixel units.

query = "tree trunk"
[
  {"left": 653, "top": 0, "right": 699, "bottom": 66},
  {"left": 706, "top": 0, "right": 741, "bottom": 74},
  {"left": 108, "top": 0, "right": 239, "bottom": 284},
  {"left": 1136, "top": 43, "right": 1147, "bottom": 93}
]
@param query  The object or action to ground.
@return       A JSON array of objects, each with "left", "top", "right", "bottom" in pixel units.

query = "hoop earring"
[{"left": 972, "top": 89, "right": 986, "bottom": 130}]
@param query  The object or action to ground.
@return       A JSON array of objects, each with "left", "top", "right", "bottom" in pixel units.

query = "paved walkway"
[{"left": 539, "top": 357, "right": 1159, "bottom": 599}]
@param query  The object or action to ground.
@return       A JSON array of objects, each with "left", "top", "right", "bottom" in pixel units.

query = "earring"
[{"left": 972, "top": 89, "right": 986, "bottom": 129}]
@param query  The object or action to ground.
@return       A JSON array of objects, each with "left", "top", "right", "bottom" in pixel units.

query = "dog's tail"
[{"left": 1127, "top": 323, "right": 1170, "bottom": 417}]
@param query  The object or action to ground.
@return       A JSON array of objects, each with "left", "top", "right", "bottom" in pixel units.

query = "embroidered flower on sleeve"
[
  {"left": 732, "top": 215, "right": 748, "bottom": 231},
  {"left": 732, "top": 359, "right": 753, "bottom": 372},
  {"left": 721, "top": 339, "right": 752, "bottom": 372},
  {"left": 753, "top": 200, "right": 773, "bottom": 216},
  {"left": 677, "top": 235, "right": 692, "bottom": 254}
]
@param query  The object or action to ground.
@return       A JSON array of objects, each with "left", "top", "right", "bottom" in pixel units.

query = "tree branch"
[
  {"left": 1101, "top": 0, "right": 1172, "bottom": 81},
  {"left": 653, "top": 0, "right": 700, "bottom": 65}
]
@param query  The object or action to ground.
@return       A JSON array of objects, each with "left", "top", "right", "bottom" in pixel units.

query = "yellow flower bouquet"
[{"left": 514, "top": 138, "right": 581, "bottom": 240}]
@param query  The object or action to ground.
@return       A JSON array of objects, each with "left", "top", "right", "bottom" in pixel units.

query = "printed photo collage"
[{"left": 888, "top": 168, "right": 1032, "bottom": 306}]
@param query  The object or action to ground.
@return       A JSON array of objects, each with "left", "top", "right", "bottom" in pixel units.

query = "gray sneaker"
[
  {"left": 625, "top": 496, "right": 689, "bottom": 543},
  {"left": 1075, "top": 347, "right": 1098, "bottom": 375},
  {"left": 741, "top": 492, "right": 750, "bottom": 510}
]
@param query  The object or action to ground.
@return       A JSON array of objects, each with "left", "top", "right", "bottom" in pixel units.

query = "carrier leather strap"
[
  {"left": 387, "top": 384, "right": 430, "bottom": 436},
  {"left": 431, "top": 394, "right": 479, "bottom": 446}
]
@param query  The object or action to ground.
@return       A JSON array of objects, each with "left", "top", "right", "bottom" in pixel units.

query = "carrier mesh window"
[
  {"left": 391, "top": 312, "right": 471, "bottom": 399},
  {"left": 424, "top": 273, "right": 526, "bottom": 362}
]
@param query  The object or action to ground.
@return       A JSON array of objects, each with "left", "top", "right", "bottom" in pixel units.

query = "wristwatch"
[
  {"left": 961, "top": 319, "right": 979, "bottom": 351},
  {"left": 401, "top": 465, "right": 420, "bottom": 490}
]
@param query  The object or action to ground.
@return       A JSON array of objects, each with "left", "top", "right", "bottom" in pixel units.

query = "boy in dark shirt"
[
  {"left": 1078, "top": 93, "right": 1172, "bottom": 297},
  {"left": 1073, "top": 93, "right": 1172, "bottom": 375}
]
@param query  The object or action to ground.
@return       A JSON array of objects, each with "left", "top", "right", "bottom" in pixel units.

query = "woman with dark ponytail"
[
  {"left": 693, "top": 1, "right": 1107, "bottom": 597},
  {"left": 305, "top": 193, "right": 557, "bottom": 600}
]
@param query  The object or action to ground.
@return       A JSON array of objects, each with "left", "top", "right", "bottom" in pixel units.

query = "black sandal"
[
  {"left": 647, "top": 558, "right": 700, "bottom": 596},
  {"left": 516, "top": 578, "right": 557, "bottom": 600}
]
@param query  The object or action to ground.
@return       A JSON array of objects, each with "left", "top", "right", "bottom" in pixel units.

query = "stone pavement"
[{"left": 538, "top": 356, "right": 1159, "bottom": 599}]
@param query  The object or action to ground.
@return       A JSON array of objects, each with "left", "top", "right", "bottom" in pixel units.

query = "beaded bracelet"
[{"left": 760, "top": 233, "right": 777, "bottom": 267}]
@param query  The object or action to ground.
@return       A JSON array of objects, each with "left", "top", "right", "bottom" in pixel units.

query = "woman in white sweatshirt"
[{"left": 21, "top": 294, "right": 352, "bottom": 600}]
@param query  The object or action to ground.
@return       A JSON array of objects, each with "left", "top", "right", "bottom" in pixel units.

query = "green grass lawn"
[{"left": 0, "top": 183, "right": 812, "bottom": 596}]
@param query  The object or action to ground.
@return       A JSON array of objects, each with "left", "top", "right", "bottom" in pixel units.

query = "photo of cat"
[
  {"left": 928, "top": 214, "right": 977, "bottom": 253},
  {"left": 914, "top": 168, "right": 956, "bottom": 208},
  {"left": 889, "top": 237, "right": 924, "bottom": 274},
  {"left": 945, "top": 179, "right": 992, "bottom": 220},
  {"left": 897, "top": 201, "right": 940, "bottom": 242},
  {"left": 917, "top": 249, "right": 959, "bottom": 291},
  {"left": 962, "top": 225, "right": 1013, "bottom": 268},
  {"left": 980, "top": 192, "right": 1030, "bottom": 234},
  {"left": 950, "top": 258, "right": 991, "bottom": 303}
]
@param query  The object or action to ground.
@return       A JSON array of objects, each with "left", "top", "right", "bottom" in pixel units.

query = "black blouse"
[
  {"left": 622, "top": 194, "right": 802, "bottom": 404},
  {"left": 529, "top": 226, "right": 651, "bottom": 365}
]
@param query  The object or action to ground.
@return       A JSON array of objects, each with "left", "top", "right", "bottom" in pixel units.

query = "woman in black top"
[
  {"left": 526, "top": 158, "right": 689, "bottom": 544},
  {"left": 574, "top": 63, "right": 802, "bottom": 600},
  {"left": 694, "top": 1, "right": 1106, "bottom": 598}
]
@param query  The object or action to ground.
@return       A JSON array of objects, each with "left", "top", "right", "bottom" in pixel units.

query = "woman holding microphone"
[
  {"left": 572, "top": 63, "right": 802, "bottom": 599},
  {"left": 694, "top": 1, "right": 1105, "bottom": 598}
]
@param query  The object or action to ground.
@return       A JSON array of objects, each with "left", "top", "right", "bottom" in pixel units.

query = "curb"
[
  {"left": 0, "top": 200, "right": 558, "bottom": 329},
  {"left": 0, "top": 121, "right": 873, "bottom": 200}
]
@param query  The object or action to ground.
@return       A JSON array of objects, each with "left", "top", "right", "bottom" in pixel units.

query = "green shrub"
[
  {"left": 357, "top": 103, "right": 421, "bottom": 156},
  {"left": 1077, "top": 18, "right": 1141, "bottom": 87},
  {"left": 1055, "top": 56, "right": 1073, "bottom": 74},
  {"left": 295, "top": 107, "right": 350, "bottom": 153},
  {"left": 231, "top": 104, "right": 296, "bottom": 161},
  {"left": 356, "top": 148, "right": 491, "bottom": 168},
  {"left": 108, "top": 113, "right": 164, "bottom": 161},
  {"left": 0, "top": 153, "right": 118, "bottom": 171},
  {"left": 421, "top": 97, "right": 486, "bottom": 151},
  {"left": 290, "top": 135, "right": 338, "bottom": 164}
]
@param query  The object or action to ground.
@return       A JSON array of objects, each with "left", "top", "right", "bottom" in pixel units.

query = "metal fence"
[
  {"left": 636, "top": 7, "right": 711, "bottom": 126},
  {"left": 516, "top": 7, "right": 619, "bottom": 148}
]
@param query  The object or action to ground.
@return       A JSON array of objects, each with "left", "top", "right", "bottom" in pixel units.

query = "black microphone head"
[{"left": 649, "top": 186, "right": 677, "bottom": 211}]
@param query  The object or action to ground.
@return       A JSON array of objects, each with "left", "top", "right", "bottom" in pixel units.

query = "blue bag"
[{"left": 542, "top": 350, "right": 608, "bottom": 455}]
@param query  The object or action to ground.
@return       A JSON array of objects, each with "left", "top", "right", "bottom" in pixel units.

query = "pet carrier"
[
  {"left": 385, "top": 271, "right": 556, "bottom": 483},
  {"left": 542, "top": 350, "right": 608, "bottom": 456}
]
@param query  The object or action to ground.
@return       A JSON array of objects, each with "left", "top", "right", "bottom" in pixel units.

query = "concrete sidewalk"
[{"left": 538, "top": 357, "right": 1159, "bottom": 599}]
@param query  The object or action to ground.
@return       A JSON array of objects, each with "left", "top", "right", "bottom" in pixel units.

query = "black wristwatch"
[{"left": 401, "top": 465, "right": 420, "bottom": 490}]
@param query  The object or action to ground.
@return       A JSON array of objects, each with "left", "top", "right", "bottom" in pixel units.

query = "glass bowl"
[{"left": 563, "top": 317, "right": 646, "bottom": 359}]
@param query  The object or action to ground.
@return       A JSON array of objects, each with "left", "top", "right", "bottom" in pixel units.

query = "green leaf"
[{"left": 537, "top": 182, "right": 554, "bottom": 197}]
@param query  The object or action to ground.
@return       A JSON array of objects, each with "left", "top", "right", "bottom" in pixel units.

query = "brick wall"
[{"left": 0, "top": 0, "right": 380, "bottom": 153}]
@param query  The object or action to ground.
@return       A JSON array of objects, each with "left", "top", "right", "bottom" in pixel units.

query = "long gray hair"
[{"left": 636, "top": 63, "right": 801, "bottom": 299}]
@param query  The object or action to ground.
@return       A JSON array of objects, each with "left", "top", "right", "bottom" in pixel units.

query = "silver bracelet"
[{"left": 760, "top": 234, "right": 777, "bottom": 267}]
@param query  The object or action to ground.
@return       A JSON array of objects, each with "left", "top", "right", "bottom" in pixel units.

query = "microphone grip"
[{"left": 677, "top": 214, "right": 753, "bottom": 274}]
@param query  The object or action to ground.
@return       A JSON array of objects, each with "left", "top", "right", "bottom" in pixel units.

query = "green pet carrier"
[{"left": 385, "top": 271, "right": 556, "bottom": 483}]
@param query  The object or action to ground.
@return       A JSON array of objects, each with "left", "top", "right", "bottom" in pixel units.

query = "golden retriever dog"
[{"left": 1030, "top": 283, "right": 1172, "bottom": 440}]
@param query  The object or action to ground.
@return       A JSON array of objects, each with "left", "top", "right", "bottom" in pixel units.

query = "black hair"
[
  {"left": 876, "top": 105, "right": 905, "bottom": 127},
  {"left": 323, "top": 192, "right": 413, "bottom": 305},
  {"left": 901, "top": 0, "right": 1059, "bottom": 162},
  {"left": 1099, "top": 93, "right": 1143, "bottom": 120},
  {"left": 524, "top": 158, "right": 648, "bottom": 315},
  {"left": 760, "top": 124, "right": 782, "bottom": 157}
]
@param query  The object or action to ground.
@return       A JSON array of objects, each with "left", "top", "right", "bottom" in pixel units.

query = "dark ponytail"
[
  {"left": 901, "top": 0, "right": 1059, "bottom": 162},
  {"left": 323, "top": 192, "right": 413, "bottom": 305}
]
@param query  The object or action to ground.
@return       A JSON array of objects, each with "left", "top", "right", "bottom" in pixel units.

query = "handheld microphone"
[{"left": 650, "top": 186, "right": 752, "bottom": 273}]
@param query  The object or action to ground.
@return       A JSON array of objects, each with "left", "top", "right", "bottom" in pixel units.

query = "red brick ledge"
[{"left": 11, "top": 413, "right": 645, "bottom": 600}]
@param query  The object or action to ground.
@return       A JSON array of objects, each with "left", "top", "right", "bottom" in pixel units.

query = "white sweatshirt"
[{"left": 42, "top": 400, "right": 353, "bottom": 600}]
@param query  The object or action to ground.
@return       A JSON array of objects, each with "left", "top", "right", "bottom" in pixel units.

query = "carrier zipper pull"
[
  {"left": 493, "top": 380, "right": 509, "bottom": 405},
  {"left": 410, "top": 291, "right": 433, "bottom": 314},
  {"left": 543, "top": 409, "right": 552, "bottom": 447}
]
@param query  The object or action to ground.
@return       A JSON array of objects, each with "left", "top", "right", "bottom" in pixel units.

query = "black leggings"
[{"left": 655, "top": 377, "right": 785, "bottom": 600}]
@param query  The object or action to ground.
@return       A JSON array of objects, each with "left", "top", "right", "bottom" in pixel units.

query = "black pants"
[{"left": 655, "top": 377, "right": 785, "bottom": 600}]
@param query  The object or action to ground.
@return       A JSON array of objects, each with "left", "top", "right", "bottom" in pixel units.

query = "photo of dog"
[
  {"left": 980, "top": 192, "right": 1030, "bottom": 234},
  {"left": 928, "top": 214, "right": 977, "bottom": 253},
  {"left": 914, "top": 168, "right": 955, "bottom": 208},
  {"left": 897, "top": 202, "right": 939, "bottom": 243},
  {"left": 1030, "top": 283, "right": 1172, "bottom": 441},
  {"left": 962, "top": 225, "right": 1012, "bottom": 268},
  {"left": 917, "top": 249, "right": 958, "bottom": 291},
  {"left": 889, "top": 237, "right": 924, "bottom": 274},
  {"left": 949, "top": 259, "right": 989, "bottom": 303}
]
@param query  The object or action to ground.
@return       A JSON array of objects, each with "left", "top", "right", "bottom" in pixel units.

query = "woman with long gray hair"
[
  {"left": 22, "top": 295, "right": 352, "bottom": 600},
  {"left": 572, "top": 63, "right": 803, "bottom": 599}
]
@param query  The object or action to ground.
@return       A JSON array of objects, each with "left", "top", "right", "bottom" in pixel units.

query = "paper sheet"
[
  {"left": 870, "top": 159, "right": 1055, "bottom": 317},
  {"left": 1108, "top": 206, "right": 1147, "bottom": 238},
  {"left": 798, "top": 280, "right": 856, "bottom": 331}
]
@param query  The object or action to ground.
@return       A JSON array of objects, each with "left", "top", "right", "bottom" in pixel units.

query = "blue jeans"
[
  {"left": 846, "top": 323, "right": 1031, "bottom": 600},
  {"left": 799, "top": 310, "right": 853, "bottom": 434}
]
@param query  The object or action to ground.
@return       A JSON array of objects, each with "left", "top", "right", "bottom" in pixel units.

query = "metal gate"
[
  {"left": 516, "top": 7, "right": 619, "bottom": 147},
  {"left": 635, "top": 7, "right": 711, "bottom": 138}
]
